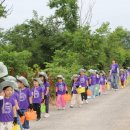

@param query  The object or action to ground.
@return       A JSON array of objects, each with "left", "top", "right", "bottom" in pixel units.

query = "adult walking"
[{"left": 110, "top": 60, "right": 119, "bottom": 90}]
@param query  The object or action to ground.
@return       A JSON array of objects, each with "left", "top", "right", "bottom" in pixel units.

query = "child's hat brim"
[
  {"left": 0, "top": 80, "right": 15, "bottom": 90},
  {"left": 32, "top": 78, "right": 43, "bottom": 85}
]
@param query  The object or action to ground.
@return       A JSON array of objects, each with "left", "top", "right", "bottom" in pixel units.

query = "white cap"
[
  {"left": 17, "top": 76, "right": 29, "bottom": 87},
  {"left": 57, "top": 75, "right": 65, "bottom": 80},
  {"left": 0, "top": 80, "right": 15, "bottom": 91},
  {"left": 38, "top": 72, "right": 48, "bottom": 80},
  {"left": 32, "top": 78, "right": 43, "bottom": 86}
]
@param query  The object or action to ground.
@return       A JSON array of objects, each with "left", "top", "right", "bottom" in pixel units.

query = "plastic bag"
[
  {"left": 12, "top": 124, "right": 21, "bottom": 130},
  {"left": 25, "top": 110, "right": 37, "bottom": 121},
  {"left": 41, "top": 104, "right": 46, "bottom": 113}
]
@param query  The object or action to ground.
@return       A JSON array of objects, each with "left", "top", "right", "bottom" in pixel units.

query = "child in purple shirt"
[
  {"left": 32, "top": 78, "right": 44, "bottom": 120},
  {"left": 99, "top": 72, "right": 106, "bottom": 94},
  {"left": 17, "top": 76, "right": 32, "bottom": 130},
  {"left": 0, "top": 81, "right": 17, "bottom": 130},
  {"left": 56, "top": 75, "right": 68, "bottom": 110},
  {"left": 39, "top": 71, "right": 50, "bottom": 118},
  {"left": 70, "top": 74, "right": 81, "bottom": 108},
  {"left": 78, "top": 69, "right": 89, "bottom": 104},
  {"left": 89, "top": 71, "right": 98, "bottom": 98},
  {"left": 120, "top": 69, "right": 125, "bottom": 88}
]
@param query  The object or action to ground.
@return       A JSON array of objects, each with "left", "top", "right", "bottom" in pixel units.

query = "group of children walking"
[
  {"left": 0, "top": 64, "right": 129, "bottom": 130},
  {"left": 0, "top": 71, "right": 50, "bottom": 130}
]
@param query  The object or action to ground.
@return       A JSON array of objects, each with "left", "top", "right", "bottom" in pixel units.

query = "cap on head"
[
  {"left": 17, "top": 76, "right": 29, "bottom": 87},
  {"left": 0, "top": 80, "right": 15, "bottom": 91},
  {"left": 57, "top": 75, "right": 65, "bottom": 80},
  {"left": 38, "top": 72, "right": 48, "bottom": 80},
  {"left": 79, "top": 69, "right": 86, "bottom": 73},
  {"left": 71, "top": 74, "right": 79, "bottom": 80},
  {"left": 32, "top": 78, "right": 43, "bottom": 86}
]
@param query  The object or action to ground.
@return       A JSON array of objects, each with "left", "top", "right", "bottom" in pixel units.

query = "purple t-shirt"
[
  {"left": 0, "top": 97, "right": 15, "bottom": 122},
  {"left": 56, "top": 82, "right": 67, "bottom": 95},
  {"left": 72, "top": 81, "right": 80, "bottom": 94},
  {"left": 90, "top": 75, "right": 97, "bottom": 85},
  {"left": 11, "top": 91, "right": 20, "bottom": 105},
  {"left": 32, "top": 87, "right": 44, "bottom": 104},
  {"left": 99, "top": 76, "right": 106, "bottom": 85},
  {"left": 111, "top": 63, "right": 119, "bottom": 73},
  {"left": 19, "top": 88, "right": 32, "bottom": 110},
  {"left": 42, "top": 82, "right": 50, "bottom": 96},
  {"left": 120, "top": 73, "right": 125, "bottom": 81},
  {"left": 78, "top": 75, "right": 88, "bottom": 87}
]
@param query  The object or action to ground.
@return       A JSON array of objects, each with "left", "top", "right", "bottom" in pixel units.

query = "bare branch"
[
  {"left": 0, "top": 0, "right": 6, "bottom": 5},
  {"left": 79, "top": 0, "right": 96, "bottom": 26}
]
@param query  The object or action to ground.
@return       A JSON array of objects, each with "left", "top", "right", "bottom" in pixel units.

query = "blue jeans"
[
  {"left": 111, "top": 73, "right": 119, "bottom": 89},
  {"left": 95, "top": 84, "right": 100, "bottom": 96},
  {"left": 21, "top": 109, "right": 30, "bottom": 129},
  {"left": 90, "top": 85, "right": 96, "bottom": 97}
]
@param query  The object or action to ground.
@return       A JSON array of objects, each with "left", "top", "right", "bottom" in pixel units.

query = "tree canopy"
[{"left": 0, "top": 1, "right": 130, "bottom": 87}]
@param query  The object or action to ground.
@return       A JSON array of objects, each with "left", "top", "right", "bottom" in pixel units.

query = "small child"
[
  {"left": 17, "top": 76, "right": 33, "bottom": 130},
  {"left": 78, "top": 69, "right": 89, "bottom": 103},
  {"left": 56, "top": 75, "right": 68, "bottom": 110},
  {"left": 38, "top": 72, "right": 50, "bottom": 118},
  {"left": 31, "top": 78, "right": 44, "bottom": 121},
  {"left": 89, "top": 71, "right": 97, "bottom": 98},
  {"left": 0, "top": 81, "right": 17, "bottom": 130},
  {"left": 119, "top": 69, "right": 125, "bottom": 88},
  {"left": 99, "top": 71, "right": 106, "bottom": 95},
  {"left": 70, "top": 74, "right": 81, "bottom": 108}
]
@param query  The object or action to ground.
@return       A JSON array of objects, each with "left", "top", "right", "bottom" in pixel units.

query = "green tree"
[{"left": 49, "top": 0, "right": 79, "bottom": 32}]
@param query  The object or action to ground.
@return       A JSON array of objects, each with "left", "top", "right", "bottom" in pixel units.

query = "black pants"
[
  {"left": 33, "top": 103, "right": 41, "bottom": 119},
  {"left": 81, "top": 88, "right": 88, "bottom": 101},
  {"left": 45, "top": 96, "right": 50, "bottom": 113}
]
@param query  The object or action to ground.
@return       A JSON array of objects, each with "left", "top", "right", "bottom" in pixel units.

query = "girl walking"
[
  {"left": 70, "top": 74, "right": 81, "bottom": 108},
  {"left": 56, "top": 75, "right": 68, "bottom": 110},
  {"left": 39, "top": 72, "right": 50, "bottom": 118}
]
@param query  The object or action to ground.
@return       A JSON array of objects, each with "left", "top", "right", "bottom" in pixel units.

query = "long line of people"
[{"left": 0, "top": 62, "right": 130, "bottom": 130}]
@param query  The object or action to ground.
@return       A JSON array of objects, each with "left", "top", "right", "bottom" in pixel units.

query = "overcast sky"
[{"left": 0, "top": 0, "right": 130, "bottom": 30}]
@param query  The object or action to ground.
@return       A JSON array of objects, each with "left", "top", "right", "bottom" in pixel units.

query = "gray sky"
[{"left": 0, "top": 0, "right": 130, "bottom": 30}]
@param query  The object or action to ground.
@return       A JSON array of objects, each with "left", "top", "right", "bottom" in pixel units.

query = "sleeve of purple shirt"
[
  {"left": 28, "top": 88, "right": 32, "bottom": 97},
  {"left": 0, "top": 99, "right": 3, "bottom": 109},
  {"left": 12, "top": 98, "right": 16, "bottom": 107},
  {"left": 46, "top": 82, "right": 50, "bottom": 88}
]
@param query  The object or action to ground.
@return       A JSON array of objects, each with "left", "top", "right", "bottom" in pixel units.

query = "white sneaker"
[
  {"left": 86, "top": 100, "right": 89, "bottom": 104},
  {"left": 44, "top": 113, "right": 50, "bottom": 118}
]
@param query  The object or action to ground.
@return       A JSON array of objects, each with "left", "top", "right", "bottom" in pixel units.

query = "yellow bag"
[
  {"left": 12, "top": 124, "right": 21, "bottom": 130},
  {"left": 106, "top": 82, "right": 110, "bottom": 90},
  {"left": 76, "top": 87, "right": 85, "bottom": 94}
]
